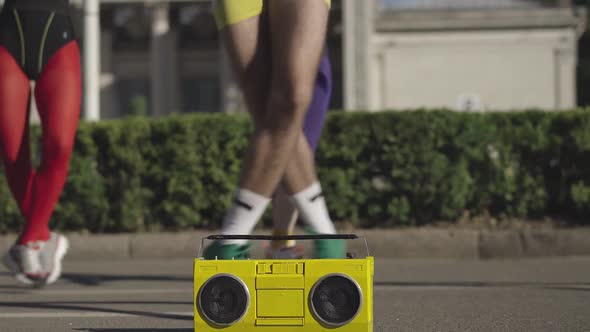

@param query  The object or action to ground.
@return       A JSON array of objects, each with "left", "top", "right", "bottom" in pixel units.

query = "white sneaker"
[
  {"left": 2, "top": 242, "right": 47, "bottom": 285},
  {"left": 38, "top": 232, "right": 69, "bottom": 285}
]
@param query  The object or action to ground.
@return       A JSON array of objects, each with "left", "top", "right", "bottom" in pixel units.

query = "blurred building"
[
  {"left": 348, "top": 0, "right": 587, "bottom": 112},
  {"left": 76, "top": 0, "right": 343, "bottom": 119},
  {"left": 0, "top": 0, "right": 587, "bottom": 119}
]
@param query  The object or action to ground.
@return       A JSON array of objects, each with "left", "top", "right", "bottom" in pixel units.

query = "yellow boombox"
[{"left": 194, "top": 234, "right": 374, "bottom": 331}]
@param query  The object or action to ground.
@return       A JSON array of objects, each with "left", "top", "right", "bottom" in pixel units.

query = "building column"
[
  {"left": 99, "top": 31, "right": 115, "bottom": 118},
  {"left": 555, "top": 28, "right": 578, "bottom": 110},
  {"left": 83, "top": 0, "right": 101, "bottom": 121},
  {"left": 150, "top": 2, "right": 178, "bottom": 116},
  {"left": 343, "top": 0, "right": 374, "bottom": 111}
]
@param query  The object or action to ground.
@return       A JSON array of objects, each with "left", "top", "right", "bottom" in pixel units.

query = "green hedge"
[{"left": 0, "top": 110, "right": 589, "bottom": 233}]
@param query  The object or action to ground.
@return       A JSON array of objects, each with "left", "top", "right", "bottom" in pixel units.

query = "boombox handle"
[{"left": 198, "top": 234, "right": 370, "bottom": 258}]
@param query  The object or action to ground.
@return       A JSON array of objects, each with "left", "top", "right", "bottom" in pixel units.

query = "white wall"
[{"left": 371, "top": 28, "right": 578, "bottom": 111}]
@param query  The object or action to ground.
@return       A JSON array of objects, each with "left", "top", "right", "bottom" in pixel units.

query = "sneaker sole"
[
  {"left": 45, "top": 235, "right": 69, "bottom": 285},
  {"left": 2, "top": 250, "right": 34, "bottom": 285}
]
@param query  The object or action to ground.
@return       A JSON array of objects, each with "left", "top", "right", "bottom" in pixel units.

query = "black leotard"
[
  {"left": 3, "top": 0, "right": 70, "bottom": 14},
  {"left": 0, "top": 0, "right": 76, "bottom": 80}
]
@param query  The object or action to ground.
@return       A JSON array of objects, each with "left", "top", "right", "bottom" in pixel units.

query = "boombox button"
[{"left": 257, "top": 262, "right": 304, "bottom": 274}]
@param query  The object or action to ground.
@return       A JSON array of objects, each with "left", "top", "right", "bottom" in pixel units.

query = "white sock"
[
  {"left": 290, "top": 182, "right": 336, "bottom": 234},
  {"left": 220, "top": 188, "right": 271, "bottom": 245}
]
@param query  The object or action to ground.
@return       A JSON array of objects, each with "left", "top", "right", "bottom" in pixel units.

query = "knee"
[
  {"left": 266, "top": 83, "right": 313, "bottom": 127},
  {"left": 269, "top": 83, "right": 313, "bottom": 113},
  {"left": 42, "top": 134, "right": 74, "bottom": 164}
]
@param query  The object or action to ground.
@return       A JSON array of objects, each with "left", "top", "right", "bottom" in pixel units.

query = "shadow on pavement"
[
  {"left": 75, "top": 329, "right": 192, "bottom": 332},
  {"left": 61, "top": 273, "right": 192, "bottom": 286},
  {"left": 374, "top": 281, "right": 590, "bottom": 289},
  {"left": 0, "top": 285, "right": 23, "bottom": 289},
  {"left": 544, "top": 286, "right": 590, "bottom": 292},
  {"left": 0, "top": 301, "right": 193, "bottom": 321}
]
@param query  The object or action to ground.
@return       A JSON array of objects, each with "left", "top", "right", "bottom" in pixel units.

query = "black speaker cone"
[
  {"left": 198, "top": 274, "right": 249, "bottom": 326},
  {"left": 310, "top": 274, "right": 362, "bottom": 326}
]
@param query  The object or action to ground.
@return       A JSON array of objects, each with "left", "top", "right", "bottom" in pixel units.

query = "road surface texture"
[{"left": 1, "top": 257, "right": 589, "bottom": 331}]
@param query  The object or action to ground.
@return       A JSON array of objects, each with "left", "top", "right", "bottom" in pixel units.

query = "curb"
[{"left": 1, "top": 228, "right": 589, "bottom": 260}]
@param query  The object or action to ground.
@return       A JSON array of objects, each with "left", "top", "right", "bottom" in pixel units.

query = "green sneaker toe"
[{"left": 314, "top": 239, "right": 346, "bottom": 259}]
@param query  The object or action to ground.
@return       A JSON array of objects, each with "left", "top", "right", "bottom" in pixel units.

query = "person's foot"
[
  {"left": 38, "top": 232, "right": 69, "bottom": 285},
  {"left": 265, "top": 244, "right": 304, "bottom": 259},
  {"left": 303, "top": 228, "right": 347, "bottom": 259},
  {"left": 2, "top": 242, "right": 48, "bottom": 285},
  {"left": 203, "top": 241, "right": 251, "bottom": 260}
]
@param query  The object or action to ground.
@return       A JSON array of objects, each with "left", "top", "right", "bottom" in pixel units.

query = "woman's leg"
[
  {"left": 220, "top": 0, "right": 342, "bottom": 258},
  {"left": 18, "top": 41, "right": 81, "bottom": 245},
  {"left": 208, "top": 0, "right": 342, "bottom": 259},
  {"left": 17, "top": 40, "right": 81, "bottom": 285},
  {"left": 270, "top": 52, "right": 332, "bottom": 255},
  {"left": 0, "top": 45, "right": 46, "bottom": 282},
  {"left": 203, "top": 11, "right": 274, "bottom": 258},
  {"left": 0, "top": 46, "right": 35, "bottom": 220},
  {"left": 236, "top": 0, "right": 329, "bottom": 196},
  {"left": 264, "top": 0, "right": 343, "bottom": 257}
]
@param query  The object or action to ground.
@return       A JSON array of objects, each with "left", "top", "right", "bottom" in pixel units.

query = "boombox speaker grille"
[
  {"left": 310, "top": 274, "right": 362, "bottom": 327},
  {"left": 198, "top": 274, "right": 249, "bottom": 326}
]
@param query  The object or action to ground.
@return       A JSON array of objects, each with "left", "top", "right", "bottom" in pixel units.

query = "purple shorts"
[{"left": 303, "top": 53, "right": 332, "bottom": 152}]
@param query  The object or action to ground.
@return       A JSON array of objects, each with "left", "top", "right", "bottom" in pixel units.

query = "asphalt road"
[{"left": 1, "top": 257, "right": 589, "bottom": 332}]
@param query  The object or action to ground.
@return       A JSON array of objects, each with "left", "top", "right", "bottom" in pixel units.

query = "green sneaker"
[
  {"left": 304, "top": 228, "right": 347, "bottom": 259},
  {"left": 315, "top": 239, "right": 346, "bottom": 259},
  {"left": 203, "top": 241, "right": 251, "bottom": 260}
]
